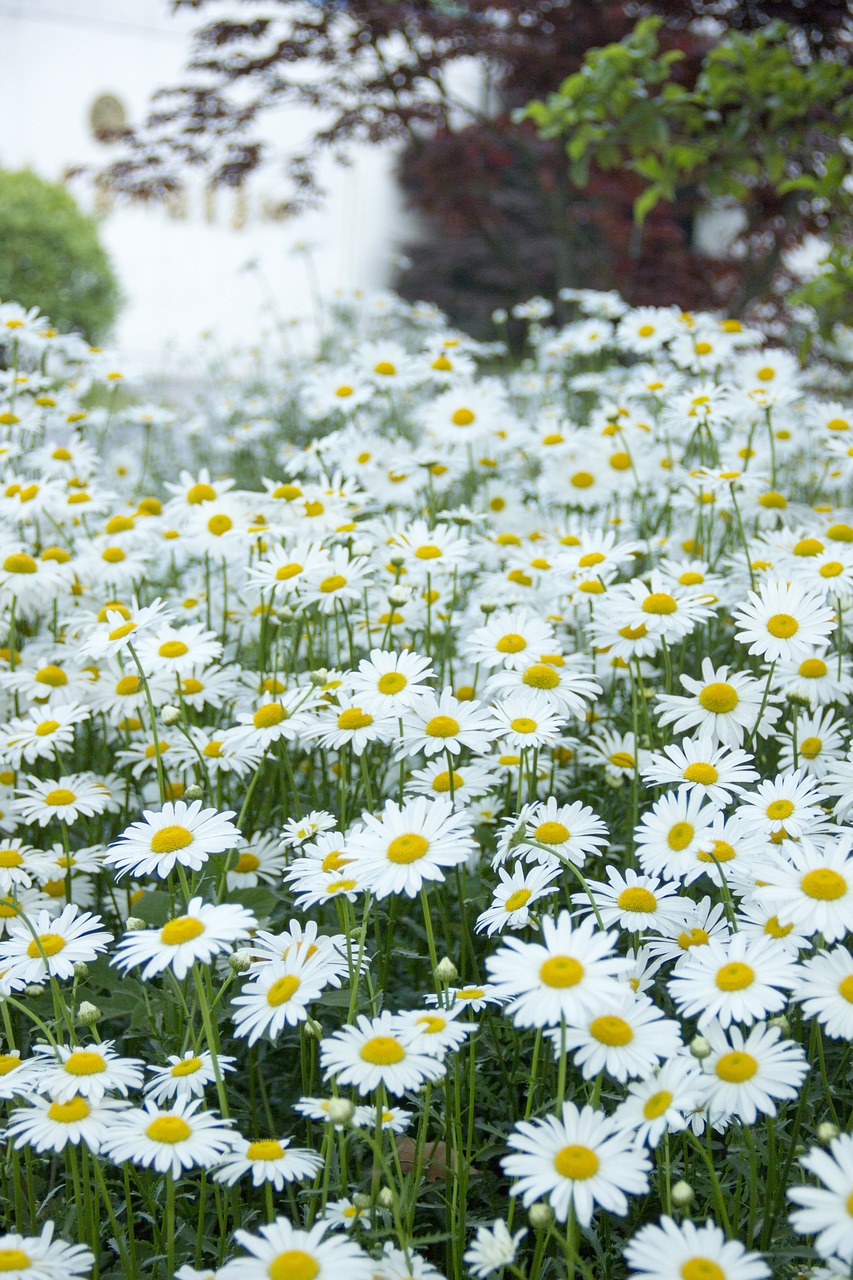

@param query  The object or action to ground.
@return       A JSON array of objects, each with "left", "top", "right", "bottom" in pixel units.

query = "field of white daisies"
[{"left": 1, "top": 287, "right": 853, "bottom": 1280}]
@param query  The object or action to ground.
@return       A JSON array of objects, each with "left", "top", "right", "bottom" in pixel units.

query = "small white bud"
[
  {"left": 388, "top": 554, "right": 406, "bottom": 568},
  {"left": 818, "top": 1122, "right": 840, "bottom": 1144},
  {"left": 528, "top": 1202, "right": 553, "bottom": 1228},
  {"left": 377, "top": 1187, "right": 395, "bottom": 1209},
  {"left": 327, "top": 1097, "right": 355, "bottom": 1125},
  {"left": 125, "top": 916, "right": 147, "bottom": 931},
  {"left": 309, "top": 669, "right": 329, "bottom": 686},
  {"left": 689, "top": 1035, "right": 711, "bottom": 1060},
  {"left": 78, "top": 1001, "right": 101, "bottom": 1026},
  {"left": 434, "top": 956, "right": 458, "bottom": 984},
  {"left": 352, "top": 538, "right": 373, "bottom": 557},
  {"left": 24, "top": 984, "right": 45, "bottom": 999},
  {"left": 388, "top": 586, "right": 409, "bottom": 606},
  {"left": 277, "top": 605, "right": 296, "bottom": 621},
  {"left": 228, "top": 949, "right": 252, "bottom": 974},
  {"left": 671, "top": 1180, "right": 694, "bottom": 1207},
  {"left": 161, "top": 705, "right": 182, "bottom": 726},
  {"left": 352, "top": 1192, "right": 372, "bottom": 1210},
  {"left": 185, "top": 783, "right": 205, "bottom": 801},
  {"left": 768, "top": 1013, "right": 790, "bottom": 1035},
  {"left": 304, "top": 1018, "right": 324, "bottom": 1039},
  {"left": 479, "top": 600, "right": 497, "bottom": 615},
  {"left": 73, "top": 961, "right": 89, "bottom": 980}
]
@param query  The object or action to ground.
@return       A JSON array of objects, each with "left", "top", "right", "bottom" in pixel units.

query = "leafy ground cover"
[{"left": 0, "top": 290, "right": 851, "bottom": 1278}]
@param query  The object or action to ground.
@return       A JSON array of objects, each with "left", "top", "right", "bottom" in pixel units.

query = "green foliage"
[{"left": 0, "top": 168, "right": 121, "bottom": 343}]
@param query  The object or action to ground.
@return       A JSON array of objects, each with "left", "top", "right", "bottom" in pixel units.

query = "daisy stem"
[
  {"left": 165, "top": 1170, "right": 176, "bottom": 1279},
  {"left": 264, "top": 1179, "right": 275, "bottom": 1223},
  {"left": 740, "top": 1124, "right": 759, "bottom": 1247},
  {"left": 128, "top": 643, "right": 167, "bottom": 806},
  {"left": 420, "top": 886, "right": 440, "bottom": 986},
  {"left": 527, "top": 842, "right": 606, "bottom": 931},
  {"left": 346, "top": 892, "right": 373, "bottom": 1023},
  {"left": 191, "top": 963, "right": 230, "bottom": 1119},
  {"left": 745, "top": 660, "right": 775, "bottom": 751},
  {"left": 728, "top": 483, "right": 755, "bottom": 590},
  {"left": 689, "top": 1130, "right": 733, "bottom": 1236},
  {"left": 66, "top": 1144, "right": 86, "bottom": 1244},
  {"left": 359, "top": 750, "right": 375, "bottom": 812},
  {"left": 660, "top": 1132, "right": 672, "bottom": 1216}
]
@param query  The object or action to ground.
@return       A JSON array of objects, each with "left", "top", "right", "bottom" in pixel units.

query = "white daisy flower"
[
  {"left": 791, "top": 945, "right": 853, "bottom": 1040},
  {"left": 213, "top": 1134, "right": 322, "bottom": 1188},
  {"left": 570, "top": 867, "right": 688, "bottom": 934},
  {"left": 6, "top": 1091, "right": 129, "bottom": 1153},
  {"left": 231, "top": 952, "right": 329, "bottom": 1046},
  {"left": 789, "top": 1133, "right": 853, "bottom": 1262},
  {"left": 642, "top": 737, "right": 758, "bottom": 806},
  {"left": 101, "top": 1096, "right": 235, "bottom": 1178},
  {"left": 0, "top": 904, "right": 112, "bottom": 985},
  {"left": 752, "top": 836, "right": 853, "bottom": 943},
  {"left": 625, "top": 1216, "right": 770, "bottom": 1280},
  {"left": 217, "top": 1217, "right": 373, "bottom": 1280},
  {"left": 552, "top": 990, "right": 683, "bottom": 1082},
  {"left": 105, "top": 800, "right": 241, "bottom": 879},
  {"left": 698, "top": 1019, "right": 809, "bottom": 1129},
  {"left": 475, "top": 861, "right": 561, "bottom": 935},
  {"left": 144, "top": 1050, "right": 236, "bottom": 1105},
  {"left": 463, "top": 1220, "right": 527, "bottom": 1279},
  {"left": 15, "top": 773, "right": 109, "bottom": 826},
  {"left": 344, "top": 797, "right": 475, "bottom": 899},
  {"left": 112, "top": 898, "right": 257, "bottom": 980},
  {"left": 29, "top": 1040, "right": 144, "bottom": 1103},
  {"left": 656, "top": 659, "right": 781, "bottom": 747},
  {"left": 732, "top": 579, "right": 836, "bottom": 663},
  {"left": 320, "top": 1012, "right": 447, "bottom": 1096},
  {"left": 667, "top": 934, "right": 800, "bottom": 1029},
  {"left": 0, "top": 1222, "right": 94, "bottom": 1280},
  {"left": 613, "top": 1058, "right": 703, "bottom": 1148}
]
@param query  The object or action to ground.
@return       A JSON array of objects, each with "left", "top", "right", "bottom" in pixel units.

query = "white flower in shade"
[
  {"left": 752, "top": 836, "right": 853, "bottom": 943},
  {"left": 552, "top": 991, "right": 683, "bottom": 1083},
  {"left": 698, "top": 1019, "right": 809, "bottom": 1128},
  {"left": 424, "top": 984, "right": 507, "bottom": 1013},
  {"left": 502, "top": 1101, "right": 651, "bottom": 1226},
  {"left": 347, "top": 648, "right": 435, "bottom": 715},
  {"left": 791, "top": 946, "right": 853, "bottom": 1040},
  {"left": 144, "top": 1050, "right": 236, "bottom": 1105},
  {"left": 105, "top": 800, "right": 241, "bottom": 878},
  {"left": 101, "top": 1097, "right": 235, "bottom": 1178},
  {"left": 789, "top": 1133, "right": 853, "bottom": 1262},
  {"left": 475, "top": 861, "right": 561, "bottom": 935},
  {"left": 667, "top": 934, "right": 800, "bottom": 1029},
  {"left": 614, "top": 1058, "right": 703, "bottom": 1148},
  {"left": 0, "top": 1223, "right": 94, "bottom": 1280},
  {"left": 642, "top": 738, "right": 758, "bottom": 806},
  {"left": 320, "top": 1012, "right": 447, "bottom": 1096},
  {"left": 394, "top": 1003, "right": 474, "bottom": 1057},
  {"left": 231, "top": 952, "right": 329, "bottom": 1045},
  {"left": 6, "top": 1091, "right": 129, "bottom": 1153},
  {"left": 134, "top": 622, "right": 223, "bottom": 676},
  {"left": 213, "top": 1134, "right": 322, "bottom": 1188},
  {"left": 372, "top": 1241, "right": 445, "bottom": 1279},
  {"left": 112, "top": 898, "right": 257, "bottom": 980},
  {"left": 464, "top": 1220, "right": 527, "bottom": 1279},
  {"left": 0, "top": 904, "right": 112, "bottom": 985},
  {"left": 351, "top": 1104, "right": 412, "bottom": 1133},
  {"left": 774, "top": 649, "right": 853, "bottom": 708},
  {"left": 732, "top": 579, "right": 836, "bottom": 663},
  {"left": 613, "top": 571, "right": 715, "bottom": 642},
  {"left": 485, "top": 911, "right": 625, "bottom": 1029},
  {"left": 217, "top": 1217, "right": 374, "bottom": 1280},
  {"left": 281, "top": 810, "right": 338, "bottom": 848},
  {"left": 30, "top": 1040, "right": 144, "bottom": 1103},
  {"left": 345, "top": 797, "right": 475, "bottom": 899},
  {"left": 15, "top": 773, "right": 109, "bottom": 826},
  {"left": 656, "top": 659, "right": 781, "bottom": 747},
  {"left": 625, "top": 1216, "right": 770, "bottom": 1280}
]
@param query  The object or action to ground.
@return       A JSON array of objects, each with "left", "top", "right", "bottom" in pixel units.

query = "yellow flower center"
[
  {"left": 619, "top": 623, "right": 648, "bottom": 640},
  {"left": 360, "top": 1036, "right": 405, "bottom": 1065},
  {"left": 387, "top": 834, "right": 429, "bottom": 864},
  {"left": 187, "top": 483, "right": 216, "bottom": 504},
  {"left": 642, "top": 592, "right": 678, "bottom": 615},
  {"left": 794, "top": 538, "right": 823, "bottom": 557},
  {"left": 570, "top": 471, "right": 594, "bottom": 489},
  {"left": 539, "top": 955, "right": 584, "bottom": 988},
  {"left": 170, "top": 1056, "right": 202, "bottom": 1077},
  {"left": 714, "top": 1051, "right": 758, "bottom": 1083},
  {"left": 609, "top": 751, "right": 635, "bottom": 769},
  {"left": 522, "top": 664, "right": 560, "bottom": 691},
  {"left": 337, "top": 708, "right": 373, "bottom": 730},
  {"left": 767, "top": 799, "right": 795, "bottom": 821},
  {"left": 376, "top": 671, "right": 407, "bottom": 695},
  {"left": 764, "top": 916, "right": 793, "bottom": 939},
  {"left": 452, "top": 408, "right": 475, "bottom": 426},
  {"left": 254, "top": 703, "right": 285, "bottom": 728},
  {"left": 275, "top": 562, "right": 302, "bottom": 581},
  {"left": 510, "top": 717, "right": 537, "bottom": 734},
  {"left": 151, "top": 824, "right": 193, "bottom": 854},
  {"left": 496, "top": 633, "right": 526, "bottom": 654},
  {"left": 820, "top": 562, "right": 844, "bottom": 578},
  {"left": 431, "top": 770, "right": 462, "bottom": 793},
  {"left": 207, "top": 514, "right": 232, "bottom": 536},
  {"left": 160, "top": 915, "right": 205, "bottom": 945},
  {"left": 3, "top": 553, "right": 37, "bottom": 575},
  {"left": 643, "top": 1090, "right": 673, "bottom": 1120},
  {"left": 504, "top": 888, "right": 532, "bottom": 912},
  {"left": 146, "top": 1116, "right": 192, "bottom": 1144},
  {"left": 698, "top": 840, "right": 736, "bottom": 864},
  {"left": 767, "top": 613, "right": 798, "bottom": 639},
  {"left": 678, "top": 927, "right": 709, "bottom": 950},
  {"left": 267, "top": 975, "right": 301, "bottom": 1006},
  {"left": 715, "top": 962, "right": 754, "bottom": 991},
  {"left": 416, "top": 1015, "right": 446, "bottom": 1034},
  {"left": 609, "top": 452, "right": 632, "bottom": 471},
  {"left": 590, "top": 1015, "right": 633, "bottom": 1046},
  {"left": 320, "top": 574, "right": 347, "bottom": 593},
  {"left": 681, "top": 1260, "right": 725, "bottom": 1280},
  {"left": 535, "top": 821, "right": 569, "bottom": 845},
  {"left": 27, "top": 932, "right": 65, "bottom": 958},
  {"left": 65, "top": 1050, "right": 106, "bottom": 1076},
  {"left": 801, "top": 869, "right": 846, "bottom": 900},
  {"left": 0, "top": 1250, "right": 31, "bottom": 1271},
  {"left": 159, "top": 640, "right": 189, "bottom": 658},
  {"left": 246, "top": 1139, "right": 285, "bottom": 1161},
  {"left": 269, "top": 1250, "right": 320, "bottom": 1280},
  {"left": 235, "top": 851, "right": 260, "bottom": 873},
  {"left": 683, "top": 762, "right": 718, "bottom": 785},
  {"left": 425, "top": 715, "right": 459, "bottom": 738},
  {"left": 554, "top": 1144, "right": 599, "bottom": 1179},
  {"left": 637, "top": 324, "right": 655, "bottom": 338},
  {"left": 415, "top": 545, "right": 442, "bottom": 560},
  {"left": 667, "top": 822, "right": 694, "bottom": 852},
  {"left": 838, "top": 975, "right": 853, "bottom": 1003},
  {"left": 798, "top": 658, "right": 827, "bottom": 679},
  {"left": 47, "top": 1096, "right": 91, "bottom": 1123},
  {"left": 680, "top": 571, "right": 704, "bottom": 586},
  {"left": 35, "top": 665, "right": 68, "bottom": 687},
  {"left": 0, "top": 849, "right": 22, "bottom": 867},
  {"left": 800, "top": 737, "right": 822, "bottom": 759},
  {"left": 108, "top": 621, "right": 137, "bottom": 641},
  {"left": 698, "top": 682, "right": 738, "bottom": 714},
  {"left": 617, "top": 886, "right": 657, "bottom": 913}
]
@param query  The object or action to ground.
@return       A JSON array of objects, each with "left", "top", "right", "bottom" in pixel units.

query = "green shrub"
[{"left": 0, "top": 168, "right": 121, "bottom": 343}]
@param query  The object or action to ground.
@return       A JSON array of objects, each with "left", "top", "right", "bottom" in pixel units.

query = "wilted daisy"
[
  {"left": 320, "top": 1011, "right": 448, "bottom": 1095},
  {"left": 0, "top": 1223, "right": 94, "bottom": 1280},
  {"left": 625, "top": 1216, "right": 770, "bottom": 1280},
  {"left": 112, "top": 898, "right": 257, "bottom": 980},
  {"left": 217, "top": 1217, "right": 374, "bottom": 1280},
  {"left": 105, "top": 800, "right": 241, "bottom": 878},
  {"left": 502, "top": 1101, "right": 651, "bottom": 1225},
  {"left": 213, "top": 1134, "right": 322, "bottom": 1188},
  {"left": 789, "top": 1133, "right": 853, "bottom": 1263}
]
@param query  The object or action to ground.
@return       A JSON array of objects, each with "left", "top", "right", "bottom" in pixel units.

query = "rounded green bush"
[{"left": 0, "top": 168, "right": 121, "bottom": 343}]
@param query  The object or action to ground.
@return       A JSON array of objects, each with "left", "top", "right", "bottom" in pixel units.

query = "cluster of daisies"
[{"left": 0, "top": 288, "right": 852, "bottom": 1280}]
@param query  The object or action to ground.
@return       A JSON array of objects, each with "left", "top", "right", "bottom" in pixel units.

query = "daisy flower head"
[
  {"left": 5, "top": 1090, "right": 129, "bottom": 1154},
  {"left": 112, "top": 898, "right": 257, "bottom": 981},
  {"left": 667, "top": 933, "right": 800, "bottom": 1029},
  {"left": 218, "top": 1217, "right": 374, "bottom": 1280},
  {"left": 345, "top": 796, "right": 475, "bottom": 899},
  {"left": 698, "top": 1018, "right": 809, "bottom": 1128},
  {"left": 616, "top": 571, "right": 715, "bottom": 642},
  {"left": 464, "top": 609, "right": 556, "bottom": 671},
  {"left": 76, "top": 596, "right": 171, "bottom": 660},
  {"left": 489, "top": 696, "right": 567, "bottom": 750},
  {"left": 281, "top": 809, "right": 338, "bottom": 849},
  {"left": 396, "top": 688, "right": 500, "bottom": 759},
  {"left": 100, "top": 1096, "right": 235, "bottom": 1179},
  {"left": 552, "top": 989, "right": 683, "bottom": 1083},
  {"left": 736, "top": 769, "right": 828, "bottom": 839},
  {"left": 572, "top": 867, "right": 688, "bottom": 934},
  {"left": 496, "top": 798, "right": 609, "bottom": 870},
  {"left": 485, "top": 655, "right": 602, "bottom": 719},
  {"left": 145, "top": 1049, "right": 236, "bottom": 1105},
  {"left": 348, "top": 648, "right": 434, "bottom": 715},
  {"left": 320, "top": 1011, "right": 447, "bottom": 1096},
  {"left": 351, "top": 1104, "right": 413, "bottom": 1133},
  {"left": 614, "top": 1057, "right": 703, "bottom": 1148},
  {"left": 134, "top": 622, "right": 223, "bottom": 676},
  {"left": 753, "top": 835, "right": 853, "bottom": 943},
  {"left": 475, "top": 861, "right": 561, "bottom": 935},
  {"left": 15, "top": 773, "right": 109, "bottom": 827},
  {"left": 213, "top": 1134, "right": 322, "bottom": 1188},
  {"left": 308, "top": 695, "right": 397, "bottom": 753},
  {"left": 464, "top": 1220, "right": 527, "bottom": 1280},
  {"left": 642, "top": 738, "right": 758, "bottom": 806},
  {"left": 0, "top": 904, "right": 112, "bottom": 985},
  {"left": 372, "top": 1241, "right": 445, "bottom": 1279},
  {"left": 485, "top": 910, "right": 625, "bottom": 1028},
  {"left": 774, "top": 648, "right": 853, "bottom": 708},
  {"left": 30, "top": 1040, "right": 144, "bottom": 1103},
  {"left": 424, "top": 983, "right": 506, "bottom": 1013},
  {"left": 634, "top": 789, "right": 719, "bottom": 885},
  {"left": 394, "top": 1002, "right": 474, "bottom": 1057},
  {"left": 792, "top": 945, "right": 853, "bottom": 1040},
  {"left": 231, "top": 951, "right": 329, "bottom": 1046},
  {"left": 777, "top": 708, "right": 847, "bottom": 779},
  {"left": 644, "top": 896, "right": 731, "bottom": 970},
  {"left": 656, "top": 659, "right": 781, "bottom": 747},
  {"left": 733, "top": 579, "right": 836, "bottom": 663},
  {"left": 625, "top": 1216, "right": 770, "bottom": 1280},
  {"left": 105, "top": 800, "right": 241, "bottom": 879},
  {"left": 789, "top": 1133, "right": 853, "bottom": 1263},
  {"left": 0, "top": 1223, "right": 94, "bottom": 1280},
  {"left": 502, "top": 1100, "right": 651, "bottom": 1226}
]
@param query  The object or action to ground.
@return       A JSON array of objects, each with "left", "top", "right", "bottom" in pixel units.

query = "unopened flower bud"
[
  {"left": 185, "top": 784, "right": 205, "bottom": 801},
  {"left": 479, "top": 601, "right": 497, "bottom": 615},
  {"left": 818, "top": 1122, "right": 840, "bottom": 1145},
  {"left": 388, "top": 555, "right": 406, "bottom": 568},
  {"left": 228, "top": 949, "right": 252, "bottom": 974},
  {"left": 788, "top": 692, "right": 812, "bottom": 709},
  {"left": 492, "top": 308, "right": 508, "bottom": 325},
  {"left": 377, "top": 1187, "right": 395, "bottom": 1209},
  {"left": 24, "top": 984, "right": 44, "bottom": 998},
  {"left": 689, "top": 1035, "right": 711, "bottom": 1060},
  {"left": 78, "top": 1001, "right": 101, "bottom": 1027},
  {"left": 528, "top": 1202, "right": 553, "bottom": 1229},
  {"left": 768, "top": 1014, "right": 790, "bottom": 1036},
  {"left": 309, "top": 669, "right": 329, "bottom": 686},
  {"left": 304, "top": 1018, "right": 324, "bottom": 1039},
  {"left": 434, "top": 956, "right": 458, "bottom": 984},
  {"left": 388, "top": 586, "right": 409, "bottom": 606},
  {"left": 73, "top": 961, "right": 89, "bottom": 980},
  {"left": 277, "top": 605, "right": 295, "bottom": 622},
  {"left": 671, "top": 1180, "right": 694, "bottom": 1208},
  {"left": 161, "top": 705, "right": 182, "bottom": 726},
  {"left": 352, "top": 1192, "right": 372, "bottom": 1210},
  {"left": 327, "top": 1097, "right": 354, "bottom": 1126},
  {"left": 352, "top": 538, "right": 373, "bottom": 557},
  {"left": 125, "top": 916, "right": 147, "bottom": 931}
]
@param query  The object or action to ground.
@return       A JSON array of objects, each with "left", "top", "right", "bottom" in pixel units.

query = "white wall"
[{"left": 0, "top": 0, "right": 415, "bottom": 372}]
